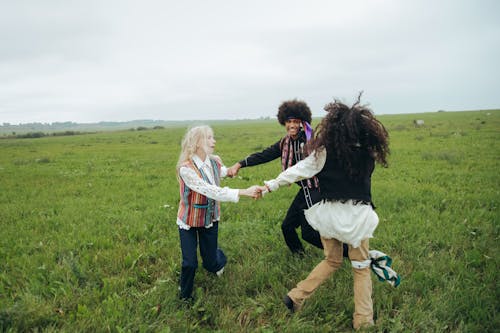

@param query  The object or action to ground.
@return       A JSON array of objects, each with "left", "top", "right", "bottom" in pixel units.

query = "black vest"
[{"left": 317, "top": 150, "right": 374, "bottom": 203}]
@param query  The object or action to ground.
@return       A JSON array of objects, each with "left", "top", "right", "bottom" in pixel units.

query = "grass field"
[{"left": 0, "top": 110, "right": 499, "bottom": 332}]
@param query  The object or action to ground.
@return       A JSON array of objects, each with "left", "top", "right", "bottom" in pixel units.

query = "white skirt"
[{"left": 304, "top": 200, "right": 379, "bottom": 248}]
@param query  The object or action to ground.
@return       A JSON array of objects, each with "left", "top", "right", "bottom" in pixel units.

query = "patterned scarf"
[
  {"left": 370, "top": 250, "right": 401, "bottom": 287},
  {"left": 281, "top": 132, "right": 319, "bottom": 189},
  {"left": 351, "top": 250, "right": 401, "bottom": 288}
]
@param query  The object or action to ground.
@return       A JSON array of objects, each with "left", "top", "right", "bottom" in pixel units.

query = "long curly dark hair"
[
  {"left": 276, "top": 99, "right": 312, "bottom": 125},
  {"left": 309, "top": 94, "right": 389, "bottom": 180}
]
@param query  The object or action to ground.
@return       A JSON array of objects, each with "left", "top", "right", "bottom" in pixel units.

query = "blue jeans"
[{"left": 178, "top": 222, "right": 227, "bottom": 299}]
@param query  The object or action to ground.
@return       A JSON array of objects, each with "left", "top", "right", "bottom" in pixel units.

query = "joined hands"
[
  {"left": 239, "top": 185, "right": 269, "bottom": 200},
  {"left": 229, "top": 163, "right": 270, "bottom": 200}
]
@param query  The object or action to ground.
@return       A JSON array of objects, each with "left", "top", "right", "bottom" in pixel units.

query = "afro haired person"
[{"left": 228, "top": 99, "right": 327, "bottom": 255}]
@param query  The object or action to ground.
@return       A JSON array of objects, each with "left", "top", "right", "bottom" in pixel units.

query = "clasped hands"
[
  {"left": 239, "top": 185, "right": 269, "bottom": 200},
  {"left": 230, "top": 162, "right": 269, "bottom": 200}
]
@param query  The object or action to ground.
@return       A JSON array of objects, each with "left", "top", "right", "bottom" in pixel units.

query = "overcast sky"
[{"left": 1, "top": 0, "right": 499, "bottom": 124}]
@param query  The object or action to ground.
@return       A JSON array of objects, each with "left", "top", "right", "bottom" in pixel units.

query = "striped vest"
[{"left": 177, "top": 158, "right": 222, "bottom": 227}]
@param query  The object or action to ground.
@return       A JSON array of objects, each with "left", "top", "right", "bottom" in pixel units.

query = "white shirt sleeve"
[
  {"left": 220, "top": 165, "right": 228, "bottom": 178},
  {"left": 179, "top": 166, "right": 239, "bottom": 203},
  {"left": 265, "top": 149, "right": 327, "bottom": 191}
]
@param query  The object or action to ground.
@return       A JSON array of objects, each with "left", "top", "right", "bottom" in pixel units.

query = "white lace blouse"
[{"left": 177, "top": 154, "right": 239, "bottom": 230}]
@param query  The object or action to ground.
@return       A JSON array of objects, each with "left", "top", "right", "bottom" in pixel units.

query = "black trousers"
[{"left": 281, "top": 188, "right": 323, "bottom": 253}]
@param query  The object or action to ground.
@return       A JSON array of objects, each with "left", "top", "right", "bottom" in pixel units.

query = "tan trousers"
[{"left": 288, "top": 237, "right": 374, "bottom": 330}]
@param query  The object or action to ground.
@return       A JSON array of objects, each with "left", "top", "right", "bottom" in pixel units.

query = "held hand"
[
  {"left": 239, "top": 185, "right": 263, "bottom": 199},
  {"left": 255, "top": 185, "right": 268, "bottom": 197},
  {"left": 226, "top": 162, "right": 241, "bottom": 178},
  {"left": 248, "top": 185, "right": 263, "bottom": 200}
]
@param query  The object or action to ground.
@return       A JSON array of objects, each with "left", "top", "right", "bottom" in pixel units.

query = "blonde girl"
[{"left": 176, "top": 125, "right": 260, "bottom": 300}]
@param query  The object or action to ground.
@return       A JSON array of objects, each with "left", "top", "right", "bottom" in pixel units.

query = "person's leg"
[
  {"left": 299, "top": 188, "right": 323, "bottom": 248},
  {"left": 199, "top": 222, "right": 227, "bottom": 274},
  {"left": 349, "top": 239, "right": 374, "bottom": 329},
  {"left": 178, "top": 228, "right": 198, "bottom": 300},
  {"left": 282, "top": 191, "right": 306, "bottom": 254},
  {"left": 300, "top": 221, "right": 323, "bottom": 249},
  {"left": 287, "top": 237, "right": 343, "bottom": 308}
]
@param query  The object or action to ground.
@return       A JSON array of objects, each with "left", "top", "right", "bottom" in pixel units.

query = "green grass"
[{"left": 0, "top": 110, "right": 499, "bottom": 332}]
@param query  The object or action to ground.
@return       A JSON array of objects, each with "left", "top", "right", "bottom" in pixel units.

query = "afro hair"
[{"left": 277, "top": 99, "right": 312, "bottom": 125}]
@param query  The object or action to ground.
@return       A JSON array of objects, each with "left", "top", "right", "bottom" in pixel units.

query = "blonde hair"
[{"left": 176, "top": 125, "right": 213, "bottom": 177}]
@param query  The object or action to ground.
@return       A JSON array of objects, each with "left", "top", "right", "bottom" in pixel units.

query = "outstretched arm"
[
  {"left": 238, "top": 140, "right": 282, "bottom": 169},
  {"left": 264, "top": 149, "right": 326, "bottom": 192},
  {"left": 227, "top": 140, "right": 281, "bottom": 177},
  {"left": 180, "top": 167, "right": 263, "bottom": 202}
]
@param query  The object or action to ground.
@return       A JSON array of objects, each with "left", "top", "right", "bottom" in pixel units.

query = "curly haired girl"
[{"left": 263, "top": 95, "right": 389, "bottom": 330}]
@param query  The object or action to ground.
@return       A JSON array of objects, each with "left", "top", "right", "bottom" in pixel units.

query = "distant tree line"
[
  {"left": 1, "top": 130, "right": 93, "bottom": 139},
  {"left": 0, "top": 118, "right": 277, "bottom": 138},
  {"left": 1, "top": 120, "right": 181, "bottom": 133},
  {"left": 1, "top": 126, "right": 168, "bottom": 139}
]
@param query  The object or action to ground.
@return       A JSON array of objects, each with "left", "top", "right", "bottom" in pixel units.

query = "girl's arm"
[
  {"left": 180, "top": 167, "right": 260, "bottom": 202},
  {"left": 180, "top": 167, "right": 240, "bottom": 202},
  {"left": 265, "top": 149, "right": 326, "bottom": 191}
]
